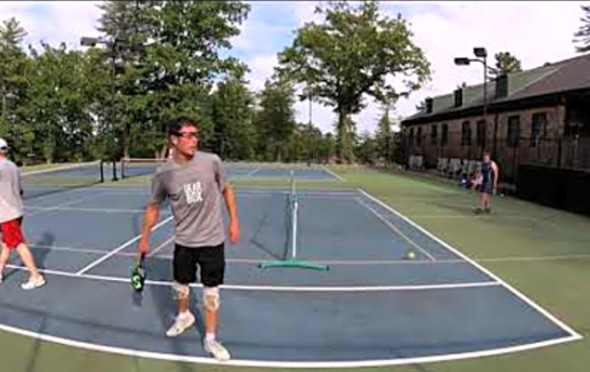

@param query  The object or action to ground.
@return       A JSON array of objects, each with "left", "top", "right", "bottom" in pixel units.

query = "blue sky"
[{"left": 1, "top": 1, "right": 589, "bottom": 134}]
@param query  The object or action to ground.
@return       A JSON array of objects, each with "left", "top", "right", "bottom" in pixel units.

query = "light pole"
[
  {"left": 454, "top": 47, "right": 495, "bottom": 159},
  {"left": 308, "top": 85, "right": 313, "bottom": 166}
]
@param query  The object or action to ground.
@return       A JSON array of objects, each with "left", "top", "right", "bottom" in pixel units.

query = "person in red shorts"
[{"left": 0, "top": 138, "right": 45, "bottom": 289}]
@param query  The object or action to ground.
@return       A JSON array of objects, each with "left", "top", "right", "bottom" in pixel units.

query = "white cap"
[{"left": 0, "top": 138, "right": 7, "bottom": 152}]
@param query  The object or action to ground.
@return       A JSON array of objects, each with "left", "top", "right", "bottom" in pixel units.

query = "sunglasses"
[{"left": 172, "top": 131, "right": 198, "bottom": 139}]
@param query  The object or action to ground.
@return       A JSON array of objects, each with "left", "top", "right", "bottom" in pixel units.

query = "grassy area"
[{"left": 2, "top": 165, "right": 589, "bottom": 372}]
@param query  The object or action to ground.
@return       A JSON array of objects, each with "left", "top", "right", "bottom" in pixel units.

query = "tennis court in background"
[
  {"left": 0, "top": 162, "right": 583, "bottom": 368},
  {"left": 120, "top": 158, "right": 344, "bottom": 181}
]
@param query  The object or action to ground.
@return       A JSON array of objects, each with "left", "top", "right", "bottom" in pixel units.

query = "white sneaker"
[
  {"left": 165, "top": 312, "right": 195, "bottom": 337},
  {"left": 204, "top": 339, "right": 231, "bottom": 362},
  {"left": 21, "top": 275, "right": 46, "bottom": 290}
]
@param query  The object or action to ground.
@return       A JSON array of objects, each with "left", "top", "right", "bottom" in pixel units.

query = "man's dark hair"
[{"left": 167, "top": 116, "right": 198, "bottom": 136}]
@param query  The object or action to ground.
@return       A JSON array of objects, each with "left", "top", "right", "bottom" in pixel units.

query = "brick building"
[{"left": 401, "top": 53, "right": 590, "bottom": 184}]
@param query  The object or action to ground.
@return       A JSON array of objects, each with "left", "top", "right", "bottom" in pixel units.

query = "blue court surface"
[
  {"left": 226, "top": 166, "right": 343, "bottom": 181},
  {"left": 120, "top": 160, "right": 344, "bottom": 182},
  {"left": 0, "top": 184, "right": 581, "bottom": 368}
]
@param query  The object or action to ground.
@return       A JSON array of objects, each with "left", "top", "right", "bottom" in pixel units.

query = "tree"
[
  {"left": 277, "top": 1, "right": 431, "bottom": 164},
  {"left": 489, "top": 52, "right": 522, "bottom": 79},
  {"left": 355, "top": 130, "right": 377, "bottom": 165},
  {"left": 0, "top": 18, "right": 28, "bottom": 139},
  {"left": 318, "top": 132, "right": 336, "bottom": 163},
  {"left": 253, "top": 77, "right": 297, "bottom": 162},
  {"left": 574, "top": 5, "right": 590, "bottom": 53},
  {"left": 211, "top": 77, "right": 255, "bottom": 160},
  {"left": 96, "top": 0, "right": 250, "bottom": 158},
  {"left": 375, "top": 103, "right": 394, "bottom": 164},
  {"left": 96, "top": 0, "right": 154, "bottom": 159},
  {"left": 25, "top": 42, "right": 94, "bottom": 162}
]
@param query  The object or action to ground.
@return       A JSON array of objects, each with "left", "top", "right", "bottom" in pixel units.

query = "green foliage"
[
  {"left": 277, "top": 0, "right": 431, "bottom": 163},
  {"left": 0, "top": 1, "right": 421, "bottom": 166},
  {"left": 574, "top": 5, "right": 590, "bottom": 53},
  {"left": 211, "top": 77, "right": 255, "bottom": 160},
  {"left": 490, "top": 51, "right": 522, "bottom": 79},
  {"left": 253, "top": 77, "right": 297, "bottom": 162}
]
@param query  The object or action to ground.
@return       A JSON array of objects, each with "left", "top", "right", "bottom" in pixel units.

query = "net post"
[
  {"left": 290, "top": 170, "right": 297, "bottom": 260},
  {"left": 258, "top": 169, "right": 329, "bottom": 271},
  {"left": 112, "top": 157, "right": 118, "bottom": 181}
]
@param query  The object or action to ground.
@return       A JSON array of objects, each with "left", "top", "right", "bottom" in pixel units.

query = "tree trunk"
[{"left": 336, "top": 107, "right": 354, "bottom": 164}]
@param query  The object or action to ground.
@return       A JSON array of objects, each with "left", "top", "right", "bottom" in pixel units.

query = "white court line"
[
  {"left": 147, "top": 236, "right": 175, "bottom": 257},
  {"left": 355, "top": 197, "right": 436, "bottom": 261},
  {"left": 412, "top": 214, "right": 538, "bottom": 221},
  {"left": 6, "top": 263, "right": 499, "bottom": 292},
  {"left": 26, "top": 190, "right": 108, "bottom": 218},
  {"left": 246, "top": 167, "right": 260, "bottom": 177},
  {"left": 358, "top": 188, "right": 584, "bottom": 341},
  {"left": 75, "top": 216, "right": 174, "bottom": 275},
  {"left": 30, "top": 244, "right": 107, "bottom": 255},
  {"left": 25, "top": 206, "right": 146, "bottom": 214},
  {"left": 321, "top": 165, "right": 345, "bottom": 181},
  {"left": 0, "top": 319, "right": 580, "bottom": 369},
  {"left": 28, "top": 245, "right": 590, "bottom": 265},
  {"left": 21, "top": 161, "right": 100, "bottom": 176}
]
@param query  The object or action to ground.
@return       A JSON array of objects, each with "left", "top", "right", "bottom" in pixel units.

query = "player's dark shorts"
[
  {"left": 173, "top": 242, "right": 225, "bottom": 287},
  {"left": 481, "top": 181, "right": 494, "bottom": 195}
]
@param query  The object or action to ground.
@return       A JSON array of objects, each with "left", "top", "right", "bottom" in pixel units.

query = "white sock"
[
  {"left": 178, "top": 311, "right": 191, "bottom": 319},
  {"left": 205, "top": 332, "right": 216, "bottom": 343}
]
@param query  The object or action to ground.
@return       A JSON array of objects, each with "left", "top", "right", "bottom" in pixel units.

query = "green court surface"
[{"left": 2, "top": 164, "right": 589, "bottom": 372}]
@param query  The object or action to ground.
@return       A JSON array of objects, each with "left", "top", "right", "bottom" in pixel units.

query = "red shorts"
[{"left": 1, "top": 217, "right": 25, "bottom": 249}]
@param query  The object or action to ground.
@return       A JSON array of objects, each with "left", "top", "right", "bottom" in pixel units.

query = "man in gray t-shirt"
[{"left": 138, "top": 117, "right": 239, "bottom": 362}]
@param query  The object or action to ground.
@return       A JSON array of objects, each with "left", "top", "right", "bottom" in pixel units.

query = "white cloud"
[
  {"left": 245, "top": 54, "right": 279, "bottom": 92},
  {"left": 3, "top": 1, "right": 589, "bottom": 136},
  {"left": 0, "top": 1, "right": 103, "bottom": 51},
  {"left": 294, "top": 1, "right": 324, "bottom": 27},
  {"left": 293, "top": 1, "right": 590, "bottom": 135},
  {"left": 393, "top": 1, "right": 588, "bottom": 121}
]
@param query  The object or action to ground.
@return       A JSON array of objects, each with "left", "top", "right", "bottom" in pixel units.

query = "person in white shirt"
[{"left": 0, "top": 138, "right": 46, "bottom": 289}]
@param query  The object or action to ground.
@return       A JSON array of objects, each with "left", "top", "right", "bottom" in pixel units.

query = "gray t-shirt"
[
  {"left": 0, "top": 158, "right": 24, "bottom": 223},
  {"left": 150, "top": 151, "right": 227, "bottom": 248}
]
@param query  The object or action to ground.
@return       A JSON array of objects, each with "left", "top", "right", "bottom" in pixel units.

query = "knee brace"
[
  {"left": 203, "top": 287, "right": 220, "bottom": 312},
  {"left": 173, "top": 282, "right": 190, "bottom": 300}
]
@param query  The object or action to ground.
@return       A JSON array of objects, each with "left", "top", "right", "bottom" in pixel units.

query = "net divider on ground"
[{"left": 258, "top": 171, "right": 329, "bottom": 271}]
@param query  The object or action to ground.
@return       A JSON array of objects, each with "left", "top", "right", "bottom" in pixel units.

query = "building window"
[
  {"left": 441, "top": 124, "right": 448, "bottom": 146},
  {"left": 530, "top": 112, "right": 547, "bottom": 146},
  {"left": 417, "top": 126, "right": 422, "bottom": 146},
  {"left": 461, "top": 121, "right": 471, "bottom": 146},
  {"left": 476, "top": 120, "right": 486, "bottom": 147},
  {"left": 408, "top": 128, "right": 414, "bottom": 147},
  {"left": 506, "top": 115, "right": 520, "bottom": 147},
  {"left": 431, "top": 125, "right": 438, "bottom": 145}
]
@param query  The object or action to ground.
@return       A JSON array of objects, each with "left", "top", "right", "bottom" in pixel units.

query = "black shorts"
[
  {"left": 481, "top": 182, "right": 494, "bottom": 195},
  {"left": 173, "top": 242, "right": 225, "bottom": 287}
]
